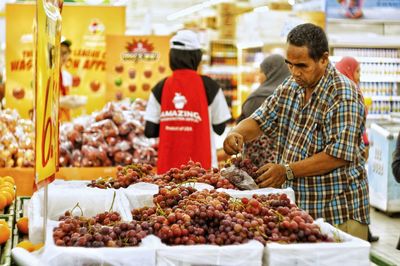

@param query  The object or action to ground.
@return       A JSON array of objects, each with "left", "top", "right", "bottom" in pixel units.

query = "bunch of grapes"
[
  {"left": 226, "top": 157, "right": 259, "bottom": 180},
  {"left": 88, "top": 163, "right": 154, "bottom": 189},
  {"left": 54, "top": 210, "right": 149, "bottom": 248}
]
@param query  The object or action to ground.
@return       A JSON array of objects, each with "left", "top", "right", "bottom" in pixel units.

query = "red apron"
[{"left": 157, "top": 69, "right": 211, "bottom": 174}]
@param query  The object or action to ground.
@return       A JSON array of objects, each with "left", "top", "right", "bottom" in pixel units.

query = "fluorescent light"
[
  {"left": 288, "top": 0, "right": 295, "bottom": 6},
  {"left": 167, "top": 0, "right": 227, "bottom": 21},
  {"left": 253, "top": 6, "right": 269, "bottom": 12}
]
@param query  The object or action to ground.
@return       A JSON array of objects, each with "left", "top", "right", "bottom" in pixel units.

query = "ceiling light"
[
  {"left": 288, "top": 0, "right": 295, "bottom": 6},
  {"left": 167, "top": 0, "right": 227, "bottom": 21}
]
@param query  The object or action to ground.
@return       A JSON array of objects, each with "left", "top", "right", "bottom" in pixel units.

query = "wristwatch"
[{"left": 284, "top": 164, "right": 294, "bottom": 181}]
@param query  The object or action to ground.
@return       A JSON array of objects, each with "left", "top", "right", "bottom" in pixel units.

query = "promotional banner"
[
  {"left": 35, "top": 0, "right": 62, "bottom": 188},
  {"left": 106, "top": 35, "right": 171, "bottom": 101},
  {"left": 5, "top": 4, "right": 125, "bottom": 119}
]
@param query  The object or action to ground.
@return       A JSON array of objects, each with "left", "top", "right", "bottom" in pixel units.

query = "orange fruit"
[
  {"left": 0, "top": 195, "right": 7, "bottom": 210},
  {"left": 0, "top": 224, "right": 10, "bottom": 245},
  {"left": 17, "top": 240, "right": 35, "bottom": 252},
  {"left": 17, "top": 217, "right": 29, "bottom": 235},
  {"left": 33, "top": 242, "right": 44, "bottom": 251},
  {"left": 0, "top": 191, "right": 13, "bottom": 206},
  {"left": 1, "top": 176, "right": 15, "bottom": 185},
  {"left": 0, "top": 219, "right": 8, "bottom": 228},
  {"left": 0, "top": 182, "right": 14, "bottom": 190},
  {"left": 1, "top": 187, "right": 15, "bottom": 197}
]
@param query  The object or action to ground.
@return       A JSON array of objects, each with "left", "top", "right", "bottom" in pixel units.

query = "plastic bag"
[{"left": 220, "top": 165, "right": 259, "bottom": 190}]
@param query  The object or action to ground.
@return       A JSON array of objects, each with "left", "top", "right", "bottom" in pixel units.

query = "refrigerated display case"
[{"left": 368, "top": 121, "right": 400, "bottom": 213}]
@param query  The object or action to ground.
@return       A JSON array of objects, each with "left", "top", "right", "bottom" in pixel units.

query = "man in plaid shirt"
[{"left": 224, "top": 23, "right": 369, "bottom": 240}]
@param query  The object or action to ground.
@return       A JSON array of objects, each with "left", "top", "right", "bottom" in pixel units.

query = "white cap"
[{"left": 170, "top": 30, "right": 201, "bottom": 50}]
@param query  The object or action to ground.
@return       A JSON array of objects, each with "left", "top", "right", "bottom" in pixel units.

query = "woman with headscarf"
[
  {"left": 144, "top": 30, "right": 231, "bottom": 174},
  {"left": 237, "top": 54, "right": 290, "bottom": 167},
  {"left": 336, "top": 56, "right": 379, "bottom": 243}
]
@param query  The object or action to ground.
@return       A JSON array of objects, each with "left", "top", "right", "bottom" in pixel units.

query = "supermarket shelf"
[
  {"left": 367, "top": 96, "right": 400, "bottom": 101},
  {"left": 330, "top": 56, "right": 400, "bottom": 63},
  {"left": 361, "top": 76, "right": 400, "bottom": 83},
  {"left": 367, "top": 114, "right": 392, "bottom": 120}
]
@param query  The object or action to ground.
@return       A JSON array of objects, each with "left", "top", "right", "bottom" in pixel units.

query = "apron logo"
[{"left": 173, "top": 92, "right": 187, "bottom": 109}]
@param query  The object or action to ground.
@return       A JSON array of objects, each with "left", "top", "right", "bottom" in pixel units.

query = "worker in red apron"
[{"left": 144, "top": 30, "right": 231, "bottom": 174}]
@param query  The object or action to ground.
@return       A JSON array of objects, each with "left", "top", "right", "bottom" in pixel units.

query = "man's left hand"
[{"left": 256, "top": 163, "right": 286, "bottom": 188}]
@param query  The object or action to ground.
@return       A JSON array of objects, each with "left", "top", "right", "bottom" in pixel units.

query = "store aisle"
[{"left": 370, "top": 208, "right": 400, "bottom": 265}]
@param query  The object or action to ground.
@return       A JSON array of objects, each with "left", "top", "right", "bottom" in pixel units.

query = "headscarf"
[
  {"left": 237, "top": 54, "right": 290, "bottom": 122},
  {"left": 335, "top": 56, "right": 359, "bottom": 84}
]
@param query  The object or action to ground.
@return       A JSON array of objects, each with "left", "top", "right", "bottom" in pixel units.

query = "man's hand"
[
  {"left": 223, "top": 132, "right": 244, "bottom": 155},
  {"left": 256, "top": 163, "right": 286, "bottom": 188}
]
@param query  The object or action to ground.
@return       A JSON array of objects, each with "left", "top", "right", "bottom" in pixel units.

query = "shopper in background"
[
  {"left": 237, "top": 54, "right": 290, "bottom": 167},
  {"left": 223, "top": 23, "right": 369, "bottom": 240},
  {"left": 144, "top": 30, "right": 231, "bottom": 174},
  {"left": 59, "top": 38, "right": 73, "bottom": 121},
  {"left": 335, "top": 56, "right": 379, "bottom": 243},
  {"left": 393, "top": 133, "right": 400, "bottom": 183}
]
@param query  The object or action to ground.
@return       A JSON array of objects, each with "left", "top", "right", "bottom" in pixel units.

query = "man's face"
[
  {"left": 60, "top": 44, "right": 71, "bottom": 66},
  {"left": 285, "top": 44, "right": 328, "bottom": 89}
]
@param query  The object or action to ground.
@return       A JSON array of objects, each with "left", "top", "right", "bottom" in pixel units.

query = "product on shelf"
[
  {"left": 59, "top": 99, "right": 158, "bottom": 167},
  {"left": 0, "top": 109, "right": 34, "bottom": 167}
]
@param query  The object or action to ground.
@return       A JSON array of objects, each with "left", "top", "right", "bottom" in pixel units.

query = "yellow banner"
[
  {"left": 35, "top": 0, "right": 62, "bottom": 187},
  {"left": 5, "top": 4, "right": 125, "bottom": 119},
  {"left": 106, "top": 35, "right": 171, "bottom": 101}
]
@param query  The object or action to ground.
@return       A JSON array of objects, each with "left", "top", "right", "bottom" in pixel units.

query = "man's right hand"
[{"left": 223, "top": 132, "right": 244, "bottom": 155}]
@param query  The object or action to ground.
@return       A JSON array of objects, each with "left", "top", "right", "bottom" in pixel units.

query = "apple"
[
  {"left": 72, "top": 75, "right": 81, "bottom": 87},
  {"left": 158, "top": 66, "right": 166, "bottom": 73},
  {"left": 115, "top": 64, "right": 124, "bottom": 73},
  {"left": 12, "top": 87, "right": 25, "bottom": 99},
  {"left": 128, "top": 84, "right": 137, "bottom": 92},
  {"left": 90, "top": 80, "right": 101, "bottom": 92},
  {"left": 115, "top": 91, "right": 123, "bottom": 101},
  {"left": 114, "top": 78, "right": 123, "bottom": 87},
  {"left": 142, "top": 83, "right": 150, "bottom": 91},
  {"left": 128, "top": 69, "right": 136, "bottom": 79},
  {"left": 144, "top": 70, "right": 152, "bottom": 78}
]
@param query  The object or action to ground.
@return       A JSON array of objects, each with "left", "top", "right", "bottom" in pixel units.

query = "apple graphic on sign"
[
  {"left": 114, "top": 78, "right": 123, "bottom": 87},
  {"left": 115, "top": 64, "right": 124, "bottom": 73},
  {"left": 13, "top": 87, "right": 25, "bottom": 99},
  {"left": 128, "top": 84, "right": 137, "bottom": 92},
  {"left": 72, "top": 75, "right": 81, "bottom": 87},
  {"left": 158, "top": 66, "right": 166, "bottom": 73},
  {"left": 90, "top": 80, "right": 101, "bottom": 92},
  {"left": 143, "top": 70, "right": 152, "bottom": 79},
  {"left": 128, "top": 69, "right": 136, "bottom": 79},
  {"left": 142, "top": 83, "right": 150, "bottom": 91},
  {"left": 115, "top": 91, "right": 123, "bottom": 101}
]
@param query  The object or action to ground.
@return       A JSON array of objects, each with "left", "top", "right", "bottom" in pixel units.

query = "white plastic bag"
[
  {"left": 152, "top": 235, "right": 264, "bottom": 266},
  {"left": 264, "top": 219, "right": 370, "bottom": 266}
]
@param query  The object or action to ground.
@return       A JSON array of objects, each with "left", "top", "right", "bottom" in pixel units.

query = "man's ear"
[{"left": 321, "top": 51, "right": 329, "bottom": 65}]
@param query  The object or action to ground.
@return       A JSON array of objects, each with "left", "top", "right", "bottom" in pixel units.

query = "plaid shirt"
[{"left": 251, "top": 62, "right": 370, "bottom": 225}]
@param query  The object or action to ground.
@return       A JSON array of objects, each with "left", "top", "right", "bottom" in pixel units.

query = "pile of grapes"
[
  {"left": 54, "top": 187, "right": 336, "bottom": 248},
  {"left": 88, "top": 163, "right": 154, "bottom": 189},
  {"left": 225, "top": 157, "right": 260, "bottom": 180},
  {"left": 88, "top": 161, "right": 236, "bottom": 189},
  {"left": 130, "top": 188, "right": 335, "bottom": 246},
  {"left": 53, "top": 210, "right": 149, "bottom": 247}
]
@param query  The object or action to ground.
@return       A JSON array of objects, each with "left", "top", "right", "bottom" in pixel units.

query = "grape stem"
[
  {"left": 71, "top": 202, "right": 84, "bottom": 217},
  {"left": 109, "top": 191, "right": 117, "bottom": 212}
]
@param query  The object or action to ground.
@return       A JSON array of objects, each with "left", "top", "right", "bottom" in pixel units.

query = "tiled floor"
[{"left": 370, "top": 208, "right": 400, "bottom": 265}]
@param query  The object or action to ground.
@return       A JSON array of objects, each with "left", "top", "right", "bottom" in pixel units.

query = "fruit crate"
[
  {"left": 0, "top": 216, "right": 13, "bottom": 266},
  {"left": 12, "top": 197, "right": 30, "bottom": 250},
  {"left": 15, "top": 197, "right": 30, "bottom": 220}
]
